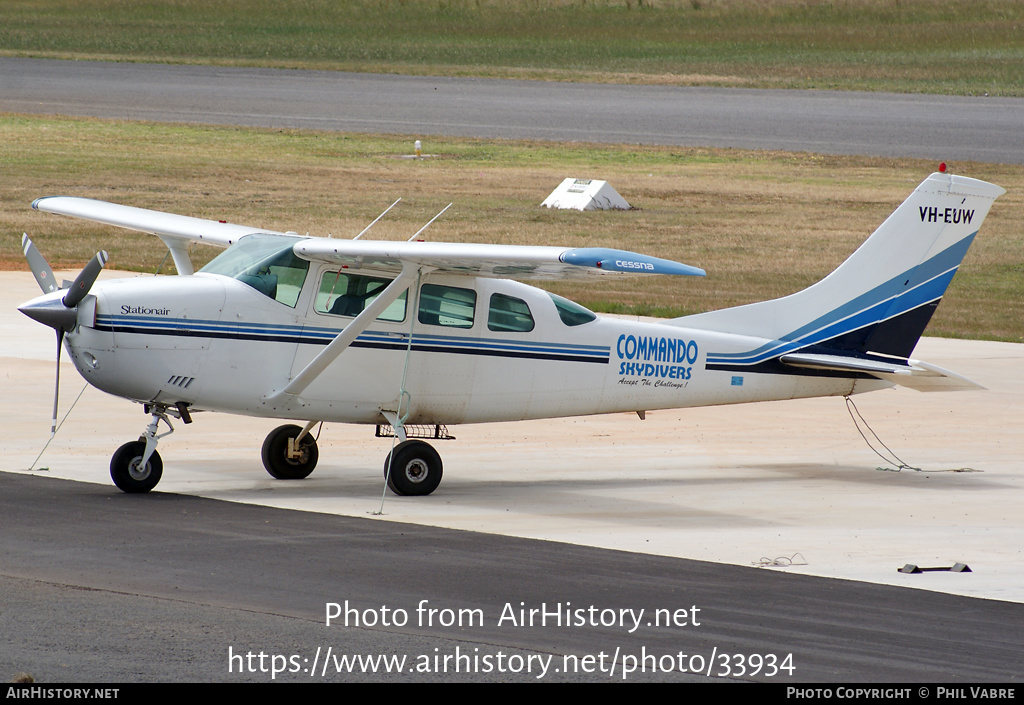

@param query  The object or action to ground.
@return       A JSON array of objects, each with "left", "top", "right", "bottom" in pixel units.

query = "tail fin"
[{"left": 673, "top": 172, "right": 1004, "bottom": 371}]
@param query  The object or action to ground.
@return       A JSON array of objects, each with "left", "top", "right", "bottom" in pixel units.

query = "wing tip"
[{"left": 561, "top": 247, "right": 705, "bottom": 276}]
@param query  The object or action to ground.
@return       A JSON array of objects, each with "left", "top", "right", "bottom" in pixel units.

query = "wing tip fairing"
[{"left": 560, "top": 247, "right": 705, "bottom": 277}]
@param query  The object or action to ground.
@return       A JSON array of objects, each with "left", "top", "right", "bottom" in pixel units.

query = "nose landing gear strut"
[{"left": 109, "top": 403, "right": 190, "bottom": 493}]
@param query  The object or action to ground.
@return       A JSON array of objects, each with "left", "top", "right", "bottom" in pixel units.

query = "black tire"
[
  {"left": 383, "top": 440, "right": 443, "bottom": 496},
  {"left": 110, "top": 441, "right": 163, "bottom": 493},
  {"left": 261, "top": 424, "right": 319, "bottom": 480}
]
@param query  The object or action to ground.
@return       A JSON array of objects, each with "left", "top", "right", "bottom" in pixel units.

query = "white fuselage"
[{"left": 62, "top": 267, "right": 884, "bottom": 427}]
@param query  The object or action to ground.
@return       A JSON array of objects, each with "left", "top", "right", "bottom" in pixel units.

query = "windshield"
[{"left": 199, "top": 233, "right": 309, "bottom": 307}]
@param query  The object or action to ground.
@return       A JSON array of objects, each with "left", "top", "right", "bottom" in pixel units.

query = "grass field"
[
  {"left": 2, "top": 0, "right": 1023, "bottom": 95},
  {"left": 3, "top": 115, "right": 1020, "bottom": 342}
]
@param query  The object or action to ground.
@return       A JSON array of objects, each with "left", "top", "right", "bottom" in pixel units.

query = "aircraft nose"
[{"left": 18, "top": 291, "right": 79, "bottom": 332}]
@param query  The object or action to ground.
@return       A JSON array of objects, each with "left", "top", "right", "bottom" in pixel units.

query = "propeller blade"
[
  {"left": 21, "top": 233, "right": 59, "bottom": 294},
  {"left": 51, "top": 331, "right": 64, "bottom": 436},
  {"left": 62, "top": 250, "right": 109, "bottom": 309}
]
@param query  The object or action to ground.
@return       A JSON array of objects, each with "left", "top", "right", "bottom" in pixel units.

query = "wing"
[
  {"left": 295, "top": 240, "right": 705, "bottom": 280},
  {"left": 32, "top": 196, "right": 287, "bottom": 275},
  {"left": 32, "top": 196, "right": 706, "bottom": 280}
]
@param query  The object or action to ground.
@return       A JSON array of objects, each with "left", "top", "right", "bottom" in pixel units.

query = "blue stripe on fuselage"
[{"left": 94, "top": 316, "right": 610, "bottom": 363}]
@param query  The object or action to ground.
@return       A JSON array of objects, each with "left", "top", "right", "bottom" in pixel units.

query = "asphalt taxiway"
[{"left": 3, "top": 57, "right": 1024, "bottom": 163}]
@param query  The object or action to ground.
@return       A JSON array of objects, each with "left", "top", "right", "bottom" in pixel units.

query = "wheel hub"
[
  {"left": 403, "top": 459, "right": 428, "bottom": 483},
  {"left": 286, "top": 445, "right": 309, "bottom": 465},
  {"left": 128, "top": 458, "right": 150, "bottom": 481}
]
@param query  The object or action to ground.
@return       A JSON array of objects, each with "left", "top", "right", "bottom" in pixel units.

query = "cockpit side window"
[
  {"left": 258, "top": 249, "right": 309, "bottom": 308},
  {"left": 199, "top": 233, "right": 309, "bottom": 308},
  {"left": 314, "top": 271, "right": 407, "bottom": 322},
  {"left": 488, "top": 293, "right": 535, "bottom": 332}
]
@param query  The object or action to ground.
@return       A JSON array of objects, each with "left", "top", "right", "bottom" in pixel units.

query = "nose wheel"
[{"left": 110, "top": 441, "right": 163, "bottom": 493}]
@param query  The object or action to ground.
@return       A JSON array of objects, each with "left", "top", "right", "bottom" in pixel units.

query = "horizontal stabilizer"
[{"left": 780, "top": 353, "right": 983, "bottom": 392}]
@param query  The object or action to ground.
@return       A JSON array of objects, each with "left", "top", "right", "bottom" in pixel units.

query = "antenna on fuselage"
[
  {"left": 407, "top": 203, "right": 452, "bottom": 242},
  {"left": 353, "top": 198, "right": 402, "bottom": 240}
]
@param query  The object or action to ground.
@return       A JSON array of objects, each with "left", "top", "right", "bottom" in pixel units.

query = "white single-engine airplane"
[{"left": 19, "top": 171, "right": 1003, "bottom": 496}]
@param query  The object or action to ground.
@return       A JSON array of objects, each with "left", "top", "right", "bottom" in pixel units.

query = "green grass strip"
[{"left": 2, "top": 0, "right": 1023, "bottom": 95}]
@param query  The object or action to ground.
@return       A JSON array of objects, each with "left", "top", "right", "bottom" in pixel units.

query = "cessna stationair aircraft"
[{"left": 18, "top": 170, "right": 1003, "bottom": 496}]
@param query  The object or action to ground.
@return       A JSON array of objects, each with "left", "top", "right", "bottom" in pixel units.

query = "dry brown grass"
[{"left": 3, "top": 115, "right": 1020, "bottom": 341}]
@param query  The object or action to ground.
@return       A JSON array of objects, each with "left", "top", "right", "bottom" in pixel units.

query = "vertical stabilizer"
[{"left": 672, "top": 173, "right": 1004, "bottom": 364}]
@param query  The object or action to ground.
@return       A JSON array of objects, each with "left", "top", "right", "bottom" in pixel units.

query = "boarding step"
[{"left": 375, "top": 424, "right": 455, "bottom": 441}]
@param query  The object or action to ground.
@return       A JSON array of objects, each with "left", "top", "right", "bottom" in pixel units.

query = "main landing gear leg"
[{"left": 110, "top": 404, "right": 180, "bottom": 493}]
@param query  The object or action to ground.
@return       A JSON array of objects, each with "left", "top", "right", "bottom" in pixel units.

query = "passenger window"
[
  {"left": 548, "top": 292, "right": 597, "bottom": 326},
  {"left": 418, "top": 284, "right": 476, "bottom": 328},
  {"left": 488, "top": 293, "right": 535, "bottom": 332},
  {"left": 315, "top": 271, "right": 407, "bottom": 322}
]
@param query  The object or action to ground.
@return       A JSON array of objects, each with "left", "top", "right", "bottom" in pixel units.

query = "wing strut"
[
  {"left": 157, "top": 236, "right": 195, "bottom": 275},
  {"left": 265, "top": 263, "right": 422, "bottom": 402}
]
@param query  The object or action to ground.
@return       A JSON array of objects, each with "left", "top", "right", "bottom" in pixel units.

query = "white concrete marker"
[{"left": 541, "top": 178, "right": 631, "bottom": 210}]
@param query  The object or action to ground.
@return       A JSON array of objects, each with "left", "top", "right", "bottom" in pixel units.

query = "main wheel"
[
  {"left": 110, "top": 441, "right": 163, "bottom": 493},
  {"left": 262, "top": 424, "right": 319, "bottom": 480},
  {"left": 383, "top": 440, "right": 443, "bottom": 496}
]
